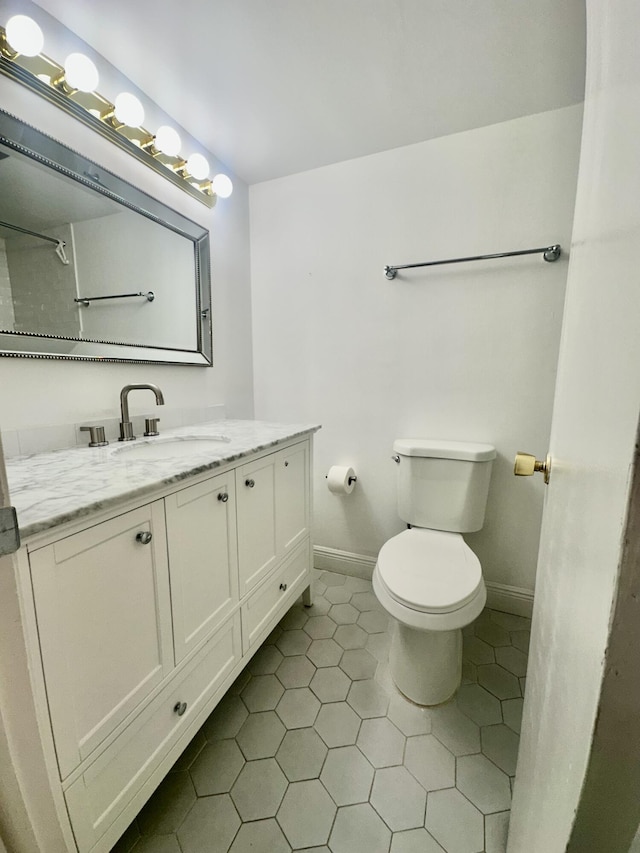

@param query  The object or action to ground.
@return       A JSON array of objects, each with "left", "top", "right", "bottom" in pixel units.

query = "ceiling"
[
  {"left": 32, "top": 0, "right": 586, "bottom": 185},
  {"left": 0, "top": 142, "right": 117, "bottom": 231}
]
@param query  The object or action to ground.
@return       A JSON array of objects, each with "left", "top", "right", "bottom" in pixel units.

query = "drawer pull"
[
  {"left": 279, "top": 583, "right": 288, "bottom": 592},
  {"left": 217, "top": 492, "right": 229, "bottom": 503},
  {"left": 284, "top": 461, "right": 289, "bottom": 467},
  {"left": 245, "top": 478, "right": 255, "bottom": 488},
  {"left": 173, "top": 701, "right": 187, "bottom": 717},
  {"left": 135, "top": 531, "right": 153, "bottom": 545}
]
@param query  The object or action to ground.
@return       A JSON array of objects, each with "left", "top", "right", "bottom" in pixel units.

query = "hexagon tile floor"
[{"left": 113, "top": 570, "right": 531, "bottom": 853}]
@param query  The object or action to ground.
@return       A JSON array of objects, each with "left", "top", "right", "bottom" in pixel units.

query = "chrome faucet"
[{"left": 119, "top": 384, "right": 165, "bottom": 441}]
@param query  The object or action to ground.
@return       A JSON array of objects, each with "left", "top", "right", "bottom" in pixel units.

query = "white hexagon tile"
[{"left": 112, "top": 570, "right": 531, "bottom": 853}]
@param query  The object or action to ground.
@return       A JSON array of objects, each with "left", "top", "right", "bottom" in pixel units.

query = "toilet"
[{"left": 372, "top": 438, "right": 496, "bottom": 706}]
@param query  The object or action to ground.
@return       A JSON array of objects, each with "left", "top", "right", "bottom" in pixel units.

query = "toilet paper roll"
[{"left": 327, "top": 466, "right": 357, "bottom": 495}]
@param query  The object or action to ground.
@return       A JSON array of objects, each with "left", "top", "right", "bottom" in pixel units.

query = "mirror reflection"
[{"left": 0, "top": 110, "right": 212, "bottom": 365}]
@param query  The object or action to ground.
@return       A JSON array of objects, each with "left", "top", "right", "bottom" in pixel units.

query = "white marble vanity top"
[{"left": 6, "top": 420, "right": 320, "bottom": 540}]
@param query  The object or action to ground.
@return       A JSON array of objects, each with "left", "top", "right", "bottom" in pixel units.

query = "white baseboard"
[
  {"left": 485, "top": 582, "right": 534, "bottom": 618},
  {"left": 313, "top": 546, "right": 375, "bottom": 580},
  {"left": 313, "top": 545, "right": 534, "bottom": 618}
]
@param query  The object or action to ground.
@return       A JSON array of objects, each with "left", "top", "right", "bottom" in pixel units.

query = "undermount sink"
[{"left": 110, "top": 435, "right": 231, "bottom": 461}]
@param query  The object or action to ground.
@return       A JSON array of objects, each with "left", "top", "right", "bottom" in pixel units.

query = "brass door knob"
[{"left": 514, "top": 452, "right": 551, "bottom": 484}]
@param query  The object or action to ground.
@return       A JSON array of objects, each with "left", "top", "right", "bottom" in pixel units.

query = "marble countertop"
[{"left": 6, "top": 420, "right": 320, "bottom": 541}]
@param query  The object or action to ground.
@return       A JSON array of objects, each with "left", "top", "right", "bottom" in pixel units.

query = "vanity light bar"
[{"left": 0, "top": 20, "right": 230, "bottom": 208}]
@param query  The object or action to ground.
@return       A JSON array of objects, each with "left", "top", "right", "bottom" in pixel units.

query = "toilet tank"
[{"left": 394, "top": 439, "right": 496, "bottom": 533}]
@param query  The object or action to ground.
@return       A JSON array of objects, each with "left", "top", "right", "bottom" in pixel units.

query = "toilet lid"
[{"left": 377, "top": 528, "right": 483, "bottom": 614}]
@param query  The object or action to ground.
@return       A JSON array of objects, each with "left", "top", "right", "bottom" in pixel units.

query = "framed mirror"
[{"left": 0, "top": 109, "right": 212, "bottom": 365}]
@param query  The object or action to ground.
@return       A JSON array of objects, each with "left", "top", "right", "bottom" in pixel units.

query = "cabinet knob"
[
  {"left": 245, "top": 478, "right": 255, "bottom": 488},
  {"left": 173, "top": 701, "right": 187, "bottom": 716},
  {"left": 284, "top": 461, "right": 289, "bottom": 467},
  {"left": 217, "top": 492, "right": 229, "bottom": 502},
  {"left": 279, "top": 582, "right": 288, "bottom": 592},
  {"left": 136, "top": 531, "right": 153, "bottom": 545}
]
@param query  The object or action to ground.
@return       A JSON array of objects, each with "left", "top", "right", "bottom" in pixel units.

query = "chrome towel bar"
[{"left": 384, "top": 244, "right": 561, "bottom": 280}]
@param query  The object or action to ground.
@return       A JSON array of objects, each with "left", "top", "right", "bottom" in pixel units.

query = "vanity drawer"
[
  {"left": 64, "top": 613, "right": 241, "bottom": 853},
  {"left": 241, "top": 541, "right": 311, "bottom": 652}
]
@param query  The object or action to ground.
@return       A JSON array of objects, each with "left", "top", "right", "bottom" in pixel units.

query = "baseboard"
[
  {"left": 313, "top": 546, "right": 375, "bottom": 580},
  {"left": 485, "top": 581, "right": 534, "bottom": 618},
  {"left": 313, "top": 545, "right": 534, "bottom": 617}
]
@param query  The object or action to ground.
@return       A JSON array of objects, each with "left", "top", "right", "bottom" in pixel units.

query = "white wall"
[
  {"left": 250, "top": 105, "right": 583, "bottom": 596},
  {"left": 0, "top": 75, "right": 254, "bottom": 432}
]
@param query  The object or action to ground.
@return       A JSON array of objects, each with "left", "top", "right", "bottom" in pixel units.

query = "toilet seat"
[
  {"left": 377, "top": 528, "right": 483, "bottom": 613},
  {"left": 373, "top": 528, "right": 486, "bottom": 632}
]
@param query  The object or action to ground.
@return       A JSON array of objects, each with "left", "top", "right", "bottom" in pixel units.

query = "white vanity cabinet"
[{"left": 19, "top": 433, "right": 314, "bottom": 853}]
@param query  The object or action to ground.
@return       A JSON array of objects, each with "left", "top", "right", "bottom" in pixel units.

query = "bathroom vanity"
[{"left": 6, "top": 420, "right": 319, "bottom": 853}]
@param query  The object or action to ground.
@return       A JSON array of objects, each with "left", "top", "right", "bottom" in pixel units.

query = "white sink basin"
[{"left": 110, "top": 435, "right": 231, "bottom": 461}]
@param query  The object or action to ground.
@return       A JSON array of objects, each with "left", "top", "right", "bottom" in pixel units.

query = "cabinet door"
[
  {"left": 236, "top": 454, "right": 278, "bottom": 596},
  {"left": 165, "top": 471, "right": 239, "bottom": 664},
  {"left": 275, "top": 442, "right": 310, "bottom": 555},
  {"left": 64, "top": 614, "right": 242, "bottom": 853},
  {"left": 29, "top": 502, "right": 173, "bottom": 779}
]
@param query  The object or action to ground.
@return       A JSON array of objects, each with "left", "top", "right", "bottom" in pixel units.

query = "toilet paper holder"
[
  {"left": 325, "top": 473, "right": 357, "bottom": 485},
  {"left": 326, "top": 465, "right": 358, "bottom": 495}
]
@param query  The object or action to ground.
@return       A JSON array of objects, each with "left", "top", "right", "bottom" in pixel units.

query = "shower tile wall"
[
  {"left": 114, "top": 571, "right": 530, "bottom": 853},
  {"left": 0, "top": 239, "right": 15, "bottom": 329},
  {"left": 7, "top": 224, "right": 81, "bottom": 339}
]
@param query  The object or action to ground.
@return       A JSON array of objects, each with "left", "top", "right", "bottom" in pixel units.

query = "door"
[
  {"left": 165, "top": 470, "right": 239, "bottom": 663},
  {"left": 236, "top": 451, "right": 278, "bottom": 595},
  {"left": 275, "top": 441, "right": 309, "bottom": 555},
  {"left": 508, "top": 3, "right": 640, "bottom": 851},
  {"left": 30, "top": 502, "right": 174, "bottom": 779}
]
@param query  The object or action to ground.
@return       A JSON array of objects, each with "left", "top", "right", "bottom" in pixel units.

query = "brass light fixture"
[{"left": 0, "top": 14, "right": 233, "bottom": 208}]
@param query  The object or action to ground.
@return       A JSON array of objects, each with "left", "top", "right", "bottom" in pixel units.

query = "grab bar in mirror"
[
  {"left": 0, "top": 219, "right": 69, "bottom": 265},
  {"left": 74, "top": 291, "right": 155, "bottom": 307}
]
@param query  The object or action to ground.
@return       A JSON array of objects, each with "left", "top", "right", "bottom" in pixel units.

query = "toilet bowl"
[
  {"left": 373, "top": 528, "right": 486, "bottom": 705},
  {"left": 372, "top": 438, "right": 495, "bottom": 706}
]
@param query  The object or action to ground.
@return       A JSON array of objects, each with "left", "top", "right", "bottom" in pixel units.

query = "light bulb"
[
  {"left": 211, "top": 174, "right": 233, "bottom": 198},
  {"left": 186, "top": 153, "right": 209, "bottom": 180},
  {"left": 5, "top": 15, "right": 44, "bottom": 56},
  {"left": 64, "top": 53, "right": 99, "bottom": 92},
  {"left": 114, "top": 92, "right": 144, "bottom": 127},
  {"left": 155, "top": 125, "right": 181, "bottom": 156}
]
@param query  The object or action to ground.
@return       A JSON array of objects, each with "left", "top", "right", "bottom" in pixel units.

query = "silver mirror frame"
[{"left": 0, "top": 109, "right": 213, "bottom": 366}]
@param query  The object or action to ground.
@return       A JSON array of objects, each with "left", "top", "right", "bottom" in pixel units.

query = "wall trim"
[
  {"left": 313, "top": 545, "right": 534, "bottom": 617},
  {"left": 484, "top": 581, "right": 534, "bottom": 618},
  {"left": 313, "top": 545, "right": 376, "bottom": 580}
]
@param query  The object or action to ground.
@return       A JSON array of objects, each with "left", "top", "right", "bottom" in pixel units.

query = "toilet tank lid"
[{"left": 393, "top": 439, "right": 496, "bottom": 462}]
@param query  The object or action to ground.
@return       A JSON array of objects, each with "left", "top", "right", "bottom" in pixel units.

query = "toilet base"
[{"left": 389, "top": 621, "right": 462, "bottom": 706}]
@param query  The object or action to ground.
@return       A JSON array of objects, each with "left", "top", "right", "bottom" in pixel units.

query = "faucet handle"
[
  {"left": 119, "top": 421, "right": 135, "bottom": 442},
  {"left": 80, "top": 425, "right": 109, "bottom": 447},
  {"left": 144, "top": 417, "right": 161, "bottom": 437}
]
